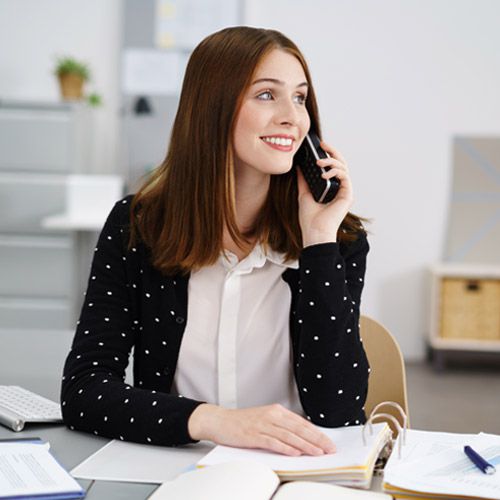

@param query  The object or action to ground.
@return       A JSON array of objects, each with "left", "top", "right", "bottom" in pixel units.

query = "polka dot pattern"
[
  {"left": 61, "top": 196, "right": 370, "bottom": 447},
  {"left": 61, "top": 197, "right": 203, "bottom": 447},
  {"left": 283, "top": 233, "right": 370, "bottom": 428}
]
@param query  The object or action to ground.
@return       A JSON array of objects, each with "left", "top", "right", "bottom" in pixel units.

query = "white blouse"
[{"left": 172, "top": 244, "right": 303, "bottom": 415}]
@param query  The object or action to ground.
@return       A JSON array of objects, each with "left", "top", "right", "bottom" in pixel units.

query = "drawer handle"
[{"left": 466, "top": 280, "right": 480, "bottom": 291}]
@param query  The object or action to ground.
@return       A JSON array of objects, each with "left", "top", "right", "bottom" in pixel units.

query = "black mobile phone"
[{"left": 294, "top": 131, "right": 340, "bottom": 203}]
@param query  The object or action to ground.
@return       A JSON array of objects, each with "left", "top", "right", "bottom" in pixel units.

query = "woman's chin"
[
  {"left": 273, "top": 163, "right": 294, "bottom": 176},
  {"left": 260, "top": 159, "right": 294, "bottom": 176}
]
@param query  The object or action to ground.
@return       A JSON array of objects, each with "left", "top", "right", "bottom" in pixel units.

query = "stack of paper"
[
  {"left": 0, "top": 440, "right": 85, "bottom": 499},
  {"left": 383, "top": 430, "right": 500, "bottom": 500},
  {"left": 197, "top": 423, "right": 392, "bottom": 489}
]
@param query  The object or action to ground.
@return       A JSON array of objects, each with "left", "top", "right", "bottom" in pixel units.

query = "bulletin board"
[
  {"left": 120, "top": 0, "right": 243, "bottom": 190},
  {"left": 444, "top": 137, "right": 500, "bottom": 264}
]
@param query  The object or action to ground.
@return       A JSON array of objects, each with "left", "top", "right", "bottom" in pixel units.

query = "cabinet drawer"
[
  {"left": 0, "top": 235, "right": 73, "bottom": 297},
  {"left": 439, "top": 278, "right": 500, "bottom": 340},
  {"left": 0, "top": 109, "right": 74, "bottom": 173},
  {"left": 0, "top": 175, "right": 65, "bottom": 233},
  {"left": 0, "top": 297, "right": 71, "bottom": 329}
]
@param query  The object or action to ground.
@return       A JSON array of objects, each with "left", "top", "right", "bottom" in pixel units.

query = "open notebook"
[
  {"left": 197, "top": 422, "right": 392, "bottom": 489},
  {"left": 149, "top": 460, "right": 391, "bottom": 500}
]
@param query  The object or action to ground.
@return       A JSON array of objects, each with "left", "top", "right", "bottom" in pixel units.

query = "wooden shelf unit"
[{"left": 429, "top": 263, "right": 500, "bottom": 369}]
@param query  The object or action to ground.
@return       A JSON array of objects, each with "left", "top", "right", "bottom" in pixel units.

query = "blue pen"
[
  {"left": 464, "top": 445, "right": 496, "bottom": 475},
  {"left": 0, "top": 437, "right": 43, "bottom": 443}
]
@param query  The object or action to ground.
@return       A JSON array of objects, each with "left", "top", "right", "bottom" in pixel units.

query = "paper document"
[
  {"left": 388, "top": 428, "right": 477, "bottom": 464},
  {"left": 0, "top": 441, "right": 84, "bottom": 499},
  {"left": 122, "top": 48, "right": 186, "bottom": 94},
  {"left": 71, "top": 439, "right": 214, "bottom": 483},
  {"left": 384, "top": 432, "right": 500, "bottom": 499}
]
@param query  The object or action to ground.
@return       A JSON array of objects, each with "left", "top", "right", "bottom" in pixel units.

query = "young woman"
[{"left": 61, "top": 26, "right": 370, "bottom": 458}]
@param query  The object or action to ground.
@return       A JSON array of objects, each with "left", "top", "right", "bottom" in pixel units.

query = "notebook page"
[
  {"left": 273, "top": 481, "right": 392, "bottom": 500},
  {"left": 198, "top": 423, "right": 389, "bottom": 473},
  {"left": 149, "top": 461, "right": 279, "bottom": 500}
]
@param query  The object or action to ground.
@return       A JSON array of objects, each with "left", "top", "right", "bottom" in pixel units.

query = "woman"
[{"left": 61, "top": 26, "right": 370, "bottom": 458}]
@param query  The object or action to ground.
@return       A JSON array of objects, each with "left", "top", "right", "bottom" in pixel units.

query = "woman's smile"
[{"left": 260, "top": 135, "right": 295, "bottom": 152}]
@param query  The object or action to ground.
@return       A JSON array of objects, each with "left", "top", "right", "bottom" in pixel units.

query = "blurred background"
[{"left": 0, "top": 0, "right": 499, "bottom": 432}]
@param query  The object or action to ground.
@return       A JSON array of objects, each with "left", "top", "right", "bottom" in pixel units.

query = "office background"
[{"left": 1, "top": 0, "right": 499, "bottom": 363}]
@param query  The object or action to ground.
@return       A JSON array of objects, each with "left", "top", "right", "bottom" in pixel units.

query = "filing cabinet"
[{"left": 0, "top": 100, "right": 90, "bottom": 329}]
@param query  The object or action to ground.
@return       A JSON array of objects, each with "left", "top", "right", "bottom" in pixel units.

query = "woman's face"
[{"left": 232, "top": 49, "right": 311, "bottom": 179}]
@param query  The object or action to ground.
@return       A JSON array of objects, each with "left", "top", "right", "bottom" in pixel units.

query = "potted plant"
[{"left": 54, "top": 56, "right": 90, "bottom": 100}]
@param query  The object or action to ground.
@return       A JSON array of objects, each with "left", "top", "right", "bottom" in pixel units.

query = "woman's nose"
[{"left": 275, "top": 99, "right": 300, "bottom": 126}]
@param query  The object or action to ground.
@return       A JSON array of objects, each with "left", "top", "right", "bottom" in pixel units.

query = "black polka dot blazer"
[{"left": 61, "top": 196, "right": 370, "bottom": 447}]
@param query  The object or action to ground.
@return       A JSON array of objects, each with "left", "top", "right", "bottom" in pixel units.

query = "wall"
[
  {"left": 244, "top": 0, "right": 500, "bottom": 359},
  {"left": 0, "top": 0, "right": 122, "bottom": 174},
  {"left": 1, "top": 0, "right": 499, "bottom": 359}
]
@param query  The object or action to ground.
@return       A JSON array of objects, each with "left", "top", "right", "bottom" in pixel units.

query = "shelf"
[
  {"left": 42, "top": 213, "right": 107, "bottom": 232},
  {"left": 431, "top": 262, "right": 500, "bottom": 278},
  {"left": 429, "top": 263, "right": 500, "bottom": 369}
]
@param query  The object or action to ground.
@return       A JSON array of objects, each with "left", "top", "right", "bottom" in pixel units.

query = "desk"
[
  {"left": 0, "top": 328, "right": 163, "bottom": 498},
  {"left": 0, "top": 424, "right": 386, "bottom": 499},
  {"left": 0, "top": 329, "right": 386, "bottom": 499},
  {"left": 0, "top": 424, "right": 159, "bottom": 498}
]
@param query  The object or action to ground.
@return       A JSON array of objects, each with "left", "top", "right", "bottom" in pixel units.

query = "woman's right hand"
[{"left": 187, "top": 403, "right": 336, "bottom": 456}]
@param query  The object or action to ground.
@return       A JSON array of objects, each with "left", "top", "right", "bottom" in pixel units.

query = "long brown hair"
[{"left": 130, "top": 26, "right": 367, "bottom": 275}]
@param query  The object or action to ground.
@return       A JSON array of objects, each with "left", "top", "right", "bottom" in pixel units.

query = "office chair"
[{"left": 360, "top": 315, "right": 410, "bottom": 436}]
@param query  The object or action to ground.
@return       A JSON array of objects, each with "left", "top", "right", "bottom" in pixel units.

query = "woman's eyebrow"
[{"left": 251, "top": 78, "right": 308, "bottom": 88}]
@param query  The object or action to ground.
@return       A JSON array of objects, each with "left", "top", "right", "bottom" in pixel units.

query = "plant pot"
[{"left": 58, "top": 73, "right": 84, "bottom": 100}]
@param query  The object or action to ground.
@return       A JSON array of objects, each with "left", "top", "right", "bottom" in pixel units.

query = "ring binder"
[
  {"left": 370, "top": 401, "right": 408, "bottom": 436},
  {"left": 362, "top": 401, "right": 409, "bottom": 461}
]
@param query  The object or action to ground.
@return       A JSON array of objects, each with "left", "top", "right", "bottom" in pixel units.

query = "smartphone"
[{"left": 294, "top": 131, "right": 340, "bottom": 203}]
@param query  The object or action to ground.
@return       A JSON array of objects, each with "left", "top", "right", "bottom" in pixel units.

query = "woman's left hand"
[{"left": 297, "top": 140, "right": 353, "bottom": 246}]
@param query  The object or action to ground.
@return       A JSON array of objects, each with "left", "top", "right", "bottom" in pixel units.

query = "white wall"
[
  {"left": 0, "top": 0, "right": 122, "bottom": 174},
  {"left": 1, "top": 1, "right": 499, "bottom": 359},
  {"left": 245, "top": 0, "right": 500, "bottom": 359}
]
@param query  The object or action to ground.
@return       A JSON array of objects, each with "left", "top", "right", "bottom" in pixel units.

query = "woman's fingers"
[
  {"left": 321, "top": 167, "right": 349, "bottom": 182},
  {"left": 258, "top": 434, "right": 302, "bottom": 457},
  {"left": 270, "top": 407, "right": 336, "bottom": 455},
  {"left": 194, "top": 403, "right": 337, "bottom": 456},
  {"left": 316, "top": 157, "right": 347, "bottom": 172},
  {"left": 294, "top": 422, "right": 337, "bottom": 454},
  {"left": 320, "top": 141, "right": 347, "bottom": 165},
  {"left": 267, "top": 426, "right": 326, "bottom": 456}
]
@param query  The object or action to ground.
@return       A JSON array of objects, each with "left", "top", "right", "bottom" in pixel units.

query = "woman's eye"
[
  {"left": 257, "top": 90, "right": 273, "bottom": 100},
  {"left": 294, "top": 94, "right": 307, "bottom": 105},
  {"left": 256, "top": 90, "right": 307, "bottom": 104}
]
